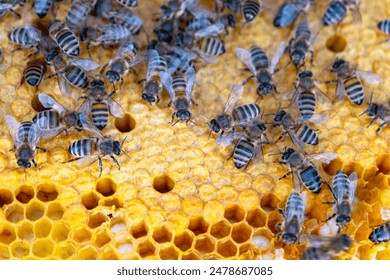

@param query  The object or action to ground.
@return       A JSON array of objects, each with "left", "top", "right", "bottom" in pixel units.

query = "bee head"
[
  {"left": 208, "top": 119, "right": 220, "bottom": 133},
  {"left": 369, "top": 229, "right": 381, "bottom": 244},
  {"left": 274, "top": 110, "right": 286, "bottom": 122},
  {"left": 332, "top": 59, "right": 346, "bottom": 71},
  {"left": 113, "top": 141, "right": 122, "bottom": 156},
  {"left": 45, "top": 50, "right": 59, "bottom": 64},
  {"left": 291, "top": 50, "right": 305, "bottom": 67},
  {"left": 281, "top": 148, "right": 295, "bottom": 160},
  {"left": 336, "top": 215, "right": 351, "bottom": 225},
  {"left": 106, "top": 70, "right": 121, "bottom": 84},
  {"left": 226, "top": 14, "right": 236, "bottom": 28},
  {"left": 282, "top": 233, "right": 298, "bottom": 244},
  {"left": 366, "top": 103, "right": 378, "bottom": 117},
  {"left": 90, "top": 79, "right": 105, "bottom": 87},
  {"left": 298, "top": 70, "right": 312, "bottom": 79},
  {"left": 176, "top": 110, "right": 191, "bottom": 122},
  {"left": 257, "top": 83, "right": 273, "bottom": 95},
  {"left": 17, "top": 159, "right": 32, "bottom": 169}
]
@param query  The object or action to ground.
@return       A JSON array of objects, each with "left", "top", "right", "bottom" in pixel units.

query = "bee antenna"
[
  {"left": 189, "top": 119, "right": 198, "bottom": 126},
  {"left": 172, "top": 119, "right": 180, "bottom": 126},
  {"left": 120, "top": 136, "right": 128, "bottom": 148}
]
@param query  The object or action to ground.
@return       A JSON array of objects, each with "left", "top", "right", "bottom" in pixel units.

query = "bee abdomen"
[
  {"left": 233, "top": 139, "right": 254, "bottom": 169},
  {"left": 91, "top": 102, "right": 109, "bottom": 130},
  {"left": 65, "top": 67, "right": 89, "bottom": 88},
  {"left": 250, "top": 46, "right": 268, "bottom": 69},
  {"left": 115, "top": 0, "right": 137, "bottom": 7},
  {"left": 173, "top": 75, "right": 187, "bottom": 92},
  {"left": 300, "top": 165, "right": 321, "bottom": 193},
  {"left": 344, "top": 76, "right": 363, "bottom": 105},
  {"left": 298, "top": 91, "right": 316, "bottom": 120},
  {"left": 69, "top": 139, "right": 93, "bottom": 157},
  {"left": 23, "top": 61, "right": 45, "bottom": 86},
  {"left": 297, "top": 124, "right": 318, "bottom": 145},
  {"left": 285, "top": 191, "right": 305, "bottom": 213},
  {"left": 56, "top": 29, "right": 80, "bottom": 57},
  {"left": 322, "top": 1, "right": 347, "bottom": 26},
  {"left": 34, "top": 0, "right": 53, "bottom": 18},
  {"left": 199, "top": 37, "right": 225, "bottom": 56},
  {"left": 33, "top": 110, "right": 60, "bottom": 130},
  {"left": 18, "top": 121, "right": 39, "bottom": 142},
  {"left": 232, "top": 104, "right": 261, "bottom": 123},
  {"left": 242, "top": 0, "right": 261, "bottom": 23},
  {"left": 378, "top": 19, "right": 390, "bottom": 35},
  {"left": 369, "top": 223, "right": 390, "bottom": 244}
]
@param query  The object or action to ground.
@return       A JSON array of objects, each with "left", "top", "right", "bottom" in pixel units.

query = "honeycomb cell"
[
  {"left": 246, "top": 208, "right": 267, "bottom": 228},
  {"left": 153, "top": 174, "right": 175, "bottom": 193},
  {"left": 210, "top": 220, "right": 231, "bottom": 239},
  {"left": 11, "top": 240, "right": 30, "bottom": 258},
  {"left": 224, "top": 204, "right": 245, "bottom": 224},
  {"left": 265, "top": 210, "right": 281, "bottom": 234},
  {"left": 25, "top": 199, "right": 45, "bottom": 221},
  {"left": 174, "top": 230, "right": 194, "bottom": 252},
  {"left": 115, "top": 113, "right": 136, "bottom": 132},
  {"left": 323, "top": 157, "right": 344, "bottom": 176},
  {"left": 36, "top": 183, "right": 59, "bottom": 202},
  {"left": 32, "top": 239, "right": 54, "bottom": 258},
  {"left": 30, "top": 93, "right": 46, "bottom": 112},
  {"left": 131, "top": 220, "right": 149, "bottom": 239},
  {"left": 46, "top": 201, "right": 65, "bottom": 220},
  {"left": 376, "top": 153, "right": 390, "bottom": 175},
  {"left": 118, "top": 242, "right": 134, "bottom": 254},
  {"left": 101, "top": 196, "right": 123, "bottom": 208},
  {"left": 181, "top": 251, "right": 200, "bottom": 260},
  {"left": 252, "top": 229, "right": 274, "bottom": 250},
  {"left": 15, "top": 185, "right": 34, "bottom": 204},
  {"left": 0, "top": 244, "right": 10, "bottom": 260},
  {"left": 260, "top": 193, "right": 281, "bottom": 211},
  {"left": 159, "top": 245, "right": 180, "bottom": 260},
  {"left": 51, "top": 221, "right": 70, "bottom": 243},
  {"left": 81, "top": 191, "right": 101, "bottom": 210},
  {"left": 137, "top": 237, "right": 157, "bottom": 258},
  {"left": 99, "top": 245, "right": 120, "bottom": 260},
  {"left": 194, "top": 235, "right": 215, "bottom": 254},
  {"left": 5, "top": 202, "right": 24, "bottom": 223},
  {"left": 0, "top": 223, "right": 16, "bottom": 244},
  {"left": 188, "top": 216, "right": 209, "bottom": 236},
  {"left": 77, "top": 245, "right": 98, "bottom": 260},
  {"left": 217, "top": 239, "right": 238, "bottom": 258},
  {"left": 93, "top": 227, "right": 112, "bottom": 248},
  {"left": 0, "top": 188, "right": 13, "bottom": 207},
  {"left": 231, "top": 222, "right": 252, "bottom": 243},
  {"left": 53, "top": 241, "right": 76, "bottom": 260},
  {"left": 17, "top": 221, "right": 34, "bottom": 242},
  {"left": 96, "top": 177, "right": 117, "bottom": 197},
  {"left": 152, "top": 224, "right": 172, "bottom": 244},
  {"left": 34, "top": 218, "right": 52, "bottom": 238},
  {"left": 71, "top": 226, "right": 92, "bottom": 243},
  {"left": 88, "top": 211, "right": 109, "bottom": 229},
  {"left": 326, "top": 34, "right": 348, "bottom": 53}
]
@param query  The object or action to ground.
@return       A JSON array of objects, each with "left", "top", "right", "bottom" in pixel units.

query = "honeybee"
[
  {"left": 278, "top": 147, "right": 337, "bottom": 194},
  {"left": 378, "top": 19, "right": 390, "bottom": 42},
  {"left": 107, "top": 9, "right": 143, "bottom": 35},
  {"left": 360, "top": 95, "right": 390, "bottom": 134},
  {"left": 5, "top": 115, "right": 44, "bottom": 169},
  {"left": 277, "top": 191, "right": 307, "bottom": 244},
  {"left": 66, "top": 136, "right": 129, "bottom": 177},
  {"left": 0, "top": 0, "right": 25, "bottom": 19},
  {"left": 33, "top": 93, "right": 103, "bottom": 139},
  {"left": 241, "top": 0, "right": 263, "bottom": 23},
  {"left": 369, "top": 222, "right": 390, "bottom": 244},
  {"left": 79, "top": 78, "right": 125, "bottom": 130},
  {"left": 326, "top": 58, "right": 382, "bottom": 106},
  {"left": 34, "top": 0, "right": 55, "bottom": 18},
  {"left": 160, "top": 0, "right": 205, "bottom": 21},
  {"left": 65, "top": 0, "right": 96, "bottom": 35},
  {"left": 195, "top": 36, "right": 226, "bottom": 64},
  {"left": 300, "top": 234, "right": 351, "bottom": 260},
  {"left": 20, "top": 58, "right": 46, "bottom": 91},
  {"left": 273, "top": 0, "right": 313, "bottom": 27},
  {"left": 235, "top": 41, "right": 285, "bottom": 98},
  {"left": 48, "top": 19, "right": 80, "bottom": 57},
  {"left": 208, "top": 81, "right": 261, "bottom": 135},
  {"left": 322, "top": 0, "right": 361, "bottom": 27},
  {"left": 323, "top": 171, "right": 357, "bottom": 230},
  {"left": 8, "top": 24, "right": 42, "bottom": 54}
]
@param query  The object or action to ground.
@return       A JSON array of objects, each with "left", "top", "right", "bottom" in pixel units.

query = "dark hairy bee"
[
  {"left": 322, "top": 0, "right": 361, "bottom": 27},
  {"left": 278, "top": 147, "right": 337, "bottom": 193},
  {"left": 48, "top": 19, "right": 80, "bottom": 57},
  {"left": 20, "top": 59, "right": 46, "bottom": 91},
  {"left": 300, "top": 234, "right": 351, "bottom": 260},
  {"left": 360, "top": 96, "right": 390, "bottom": 134},
  {"left": 274, "top": 0, "right": 313, "bottom": 27},
  {"left": 369, "top": 222, "right": 390, "bottom": 244}
]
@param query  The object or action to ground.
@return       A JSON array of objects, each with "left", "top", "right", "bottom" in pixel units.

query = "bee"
[
  {"left": 323, "top": 170, "right": 357, "bottom": 229},
  {"left": 48, "top": 20, "right": 80, "bottom": 57},
  {"left": 5, "top": 115, "right": 44, "bottom": 170},
  {"left": 0, "top": 0, "right": 27, "bottom": 19},
  {"left": 65, "top": 0, "right": 96, "bottom": 35},
  {"left": 19, "top": 59, "right": 46, "bottom": 91},
  {"left": 46, "top": 50, "right": 99, "bottom": 96},
  {"left": 378, "top": 19, "right": 390, "bottom": 42},
  {"left": 217, "top": 119, "right": 270, "bottom": 169},
  {"left": 33, "top": 93, "right": 103, "bottom": 139},
  {"left": 79, "top": 78, "right": 125, "bottom": 130},
  {"left": 114, "top": 0, "right": 137, "bottom": 8},
  {"left": 360, "top": 98, "right": 390, "bottom": 134},
  {"left": 322, "top": 0, "right": 361, "bottom": 27},
  {"left": 83, "top": 23, "right": 132, "bottom": 51},
  {"left": 160, "top": 0, "right": 204, "bottom": 21},
  {"left": 8, "top": 24, "right": 42, "bottom": 54},
  {"left": 215, "top": 0, "right": 240, "bottom": 13},
  {"left": 242, "top": 0, "right": 263, "bottom": 23},
  {"left": 326, "top": 58, "right": 382, "bottom": 106},
  {"left": 286, "top": 17, "right": 314, "bottom": 70},
  {"left": 300, "top": 234, "right": 351, "bottom": 260},
  {"left": 235, "top": 41, "right": 285, "bottom": 98},
  {"left": 276, "top": 191, "right": 306, "bottom": 244},
  {"left": 34, "top": 0, "right": 55, "bottom": 18},
  {"left": 66, "top": 136, "right": 129, "bottom": 177},
  {"left": 107, "top": 9, "right": 143, "bottom": 35},
  {"left": 273, "top": 109, "right": 327, "bottom": 151},
  {"left": 207, "top": 81, "right": 261, "bottom": 135},
  {"left": 369, "top": 222, "right": 390, "bottom": 244},
  {"left": 273, "top": 0, "right": 313, "bottom": 27},
  {"left": 278, "top": 147, "right": 337, "bottom": 194},
  {"left": 194, "top": 36, "right": 226, "bottom": 64}
]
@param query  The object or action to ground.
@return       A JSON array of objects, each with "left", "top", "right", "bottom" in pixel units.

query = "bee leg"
[
  {"left": 279, "top": 171, "right": 293, "bottom": 180},
  {"left": 36, "top": 146, "right": 47, "bottom": 152},
  {"left": 276, "top": 131, "right": 288, "bottom": 142},
  {"left": 322, "top": 213, "right": 336, "bottom": 223},
  {"left": 367, "top": 117, "right": 378, "bottom": 128},
  {"left": 324, "top": 79, "right": 338, "bottom": 84},
  {"left": 64, "top": 157, "right": 82, "bottom": 164},
  {"left": 137, "top": 79, "right": 146, "bottom": 84},
  {"left": 375, "top": 121, "right": 387, "bottom": 134},
  {"left": 32, "top": 159, "right": 38, "bottom": 168},
  {"left": 9, "top": 9, "right": 21, "bottom": 18},
  {"left": 171, "top": 113, "right": 175, "bottom": 124},
  {"left": 98, "top": 157, "right": 103, "bottom": 177},
  {"left": 110, "top": 156, "right": 120, "bottom": 171}
]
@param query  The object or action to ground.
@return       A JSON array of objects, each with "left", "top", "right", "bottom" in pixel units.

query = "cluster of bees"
[{"left": 0, "top": 0, "right": 390, "bottom": 259}]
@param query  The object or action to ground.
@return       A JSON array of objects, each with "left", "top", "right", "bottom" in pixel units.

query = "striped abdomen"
[
  {"left": 296, "top": 124, "right": 318, "bottom": 145},
  {"left": 33, "top": 110, "right": 60, "bottom": 130},
  {"left": 18, "top": 121, "right": 39, "bottom": 143},
  {"left": 300, "top": 165, "right": 321, "bottom": 193},
  {"left": 101, "top": 25, "right": 131, "bottom": 45},
  {"left": 369, "top": 222, "right": 390, "bottom": 244},
  {"left": 65, "top": 0, "right": 91, "bottom": 31},
  {"left": 284, "top": 191, "right": 305, "bottom": 234},
  {"left": 378, "top": 19, "right": 390, "bottom": 35},
  {"left": 332, "top": 170, "right": 350, "bottom": 200},
  {"left": 172, "top": 75, "right": 187, "bottom": 95},
  {"left": 295, "top": 19, "right": 311, "bottom": 40},
  {"left": 34, "top": 0, "right": 53, "bottom": 18},
  {"left": 8, "top": 28, "right": 36, "bottom": 45},
  {"left": 233, "top": 139, "right": 255, "bottom": 169},
  {"left": 232, "top": 104, "right": 261, "bottom": 124},
  {"left": 65, "top": 66, "right": 89, "bottom": 88},
  {"left": 68, "top": 139, "right": 94, "bottom": 157},
  {"left": 242, "top": 0, "right": 262, "bottom": 23},
  {"left": 344, "top": 76, "right": 363, "bottom": 105},
  {"left": 322, "top": 1, "right": 347, "bottom": 26},
  {"left": 91, "top": 102, "right": 109, "bottom": 130},
  {"left": 148, "top": 55, "right": 168, "bottom": 78},
  {"left": 54, "top": 28, "right": 80, "bottom": 57},
  {"left": 250, "top": 46, "right": 269, "bottom": 70},
  {"left": 198, "top": 37, "right": 225, "bottom": 56},
  {"left": 123, "top": 43, "right": 139, "bottom": 64},
  {"left": 23, "top": 60, "right": 45, "bottom": 87},
  {"left": 298, "top": 91, "right": 315, "bottom": 120}
]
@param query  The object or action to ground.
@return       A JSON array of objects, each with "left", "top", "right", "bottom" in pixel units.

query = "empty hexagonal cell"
[
  {"left": 194, "top": 235, "right": 215, "bottom": 254},
  {"left": 131, "top": 221, "right": 149, "bottom": 239},
  {"left": 77, "top": 245, "right": 98, "bottom": 260},
  {"left": 326, "top": 34, "right": 347, "bottom": 53},
  {"left": 46, "top": 201, "right": 64, "bottom": 220},
  {"left": 210, "top": 220, "right": 231, "bottom": 239},
  {"left": 231, "top": 222, "right": 252, "bottom": 243},
  {"left": 88, "top": 212, "right": 109, "bottom": 229},
  {"left": 217, "top": 239, "right": 237, "bottom": 258},
  {"left": 153, "top": 174, "right": 175, "bottom": 193},
  {"left": 32, "top": 238, "right": 54, "bottom": 258},
  {"left": 81, "top": 191, "right": 101, "bottom": 210},
  {"left": 0, "top": 223, "right": 16, "bottom": 244},
  {"left": 159, "top": 245, "right": 180, "bottom": 260},
  {"left": 136, "top": 237, "right": 156, "bottom": 258},
  {"left": 36, "top": 183, "right": 59, "bottom": 202},
  {"left": 92, "top": 227, "right": 112, "bottom": 248},
  {"left": 99, "top": 245, "right": 119, "bottom": 260},
  {"left": 260, "top": 193, "right": 280, "bottom": 211},
  {"left": 0, "top": 189, "right": 13, "bottom": 207},
  {"left": 53, "top": 241, "right": 76, "bottom": 260},
  {"left": 51, "top": 221, "right": 70, "bottom": 243},
  {"left": 252, "top": 229, "right": 273, "bottom": 250},
  {"left": 115, "top": 113, "right": 136, "bottom": 133},
  {"left": 5, "top": 202, "right": 24, "bottom": 223},
  {"left": 15, "top": 185, "right": 34, "bottom": 204},
  {"left": 34, "top": 218, "right": 52, "bottom": 238},
  {"left": 323, "top": 157, "right": 343, "bottom": 176},
  {"left": 71, "top": 226, "right": 92, "bottom": 243},
  {"left": 174, "top": 230, "right": 194, "bottom": 252},
  {"left": 17, "top": 221, "right": 34, "bottom": 242},
  {"left": 266, "top": 210, "right": 282, "bottom": 234},
  {"left": 0, "top": 244, "right": 10, "bottom": 259},
  {"left": 96, "top": 177, "right": 117, "bottom": 197},
  {"left": 181, "top": 251, "right": 200, "bottom": 260},
  {"left": 246, "top": 208, "right": 267, "bottom": 228},
  {"left": 188, "top": 216, "right": 209, "bottom": 236},
  {"left": 11, "top": 240, "right": 30, "bottom": 258},
  {"left": 101, "top": 196, "right": 123, "bottom": 208},
  {"left": 224, "top": 204, "right": 245, "bottom": 223},
  {"left": 152, "top": 224, "right": 172, "bottom": 244},
  {"left": 376, "top": 154, "right": 390, "bottom": 175},
  {"left": 25, "top": 199, "right": 45, "bottom": 221}
]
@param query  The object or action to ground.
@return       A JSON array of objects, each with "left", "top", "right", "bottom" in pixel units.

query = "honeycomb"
[{"left": 0, "top": 0, "right": 389, "bottom": 260}]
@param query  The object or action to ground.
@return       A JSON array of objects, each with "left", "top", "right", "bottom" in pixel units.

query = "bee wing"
[
  {"left": 299, "top": 113, "right": 328, "bottom": 124},
  {"left": 40, "top": 128, "right": 63, "bottom": 140},
  {"left": 146, "top": 49, "right": 159, "bottom": 81},
  {"left": 216, "top": 132, "right": 244, "bottom": 146},
  {"left": 252, "top": 143, "right": 264, "bottom": 164},
  {"left": 5, "top": 115, "right": 20, "bottom": 143},
  {"left": 235, "top": 47, "right": 256, "bottom": 75},
  {"left": 76, "top": 155, "right": 99, "bottom": 169},
  {"left": 38, "top": 93, "right": 67, "bottom": 114},
  {"left": 185, "top": 66, "right": 196, "bottom": 100},
  {"left": 68, "top": 58, "right": 99, "bottom": 71},
  {"left": 29, "top": 122, "right": 42, "bottom": 147},
  {"left": 160, "top": 71, "right": 175, "bottom": 100},
  {"left": 292, "top": 170, "right": 305, "bottom": 192},
  {"left": 287, "top": 129, "right": 305, "bottom": 152},
  {"left": 0, "top": 3, "right": 13, "bottom": 11},
  {"left": 269, "top": 41, "right": 286, "bottom": 74},
  {"left": 194, "top": 22, "right": 224, "bottom": 38},
  {"left": 78, "top": 98, "right": 91, "bottom": 115},
  {"left": 223, "top": 82, "right": 244, "bottom": 114},
  {"left": 78, "top": 113, "right": 103, "bottom": 137},
  {"left": 25, "top": 24, "right": 41, "bottom": 42},
  {"left": 307, "top": 235, "right": 333, "bottom": 248},
  {"left": 306, "top": 152, "right": 337, "bottom": 164},
  {"left": 356, "top": 70, "right": 382, "bottom": 84},
  {"left": 348, "top": 172, "right": 358, "bottom": 203},
  {"left": 58, "top": 74, "right": 71, "bottom": 97},
  {"left": 314, "top": 86, "right": 332, "bottom": 110},
  {"left": 107, "top": 98, "right": 125, "bottom": 118},
  {"left": 335, "top": 79, "right": 345, "bottom": 101},
  {"left": 196, "top": 50, "right": 217, "bottom": 64},
  {"left": 186, "top": 2, "right": 215, "bottom": 19},
  {"left": 129, "top": 50, "right": 149, "bottom": 68}
]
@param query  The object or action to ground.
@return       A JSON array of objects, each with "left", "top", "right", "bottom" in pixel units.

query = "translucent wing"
[
  {"left": 146, "top": 49, "right": 159, "bottom": 81},
  {"left": 186, "top": 2, "right": 215, "bottom": 19},
  {"left": 78, "top": 98, "right": 91, "bottom": 115},
  {"left": 107, "top": 98, "right": 125, "bottom": 118},
  {"left": 28, "top": 122, "right": 42, "bottom": 147},
  {"left": 25, "top": 24, "right": 41, "bottom": 42},
  {"left": 356, "top": 70, "right": 382, "bottom": 84},
  {"left": 348, "top": 172, "right": 358, "bottom": 203},
  {"left": 77, "top": 154, "right": 100, "bottom": 168},
  {"left": 5, "top": 115, "right": 20, "bottom": 143},
  {"left": 335, "top": 79, "right": 345, "bottom": 101},
  {"left": 305, "top": 113, "right": 328, "bottom": 124},
  {"left": 306, "top": 152, "right": 337, "bottom": 164},
  {"left": 314, "top": 86, "right": 332, "bottom": 110},
  {"left": 38, "top": 93, "right": 67, "bottom": 114},
  {"left": 78, "top": 113, "right": 103, "bottom": 137},
  {"left": 40, "top": 127, "right": 62, "bottom": 140},
  {"left": 270, "top": 41, "right": 286, "bottom": 74},
  {"left": 292, "top": 170, "right": 305, "bottom": 192},
  {"left": 58, "top": 74, "right": 71, "bottom": 97},
  {"left": 185, "top": 66, "right": 196, "bottom": 100},
  {"left": 160, "top": 71, "right": 175, "bottom": 100},
  {"left": 216, "top": 131, "right": 244, "bottom": 146},
  {"left": 274, "top": 3, "right": 299, "bottom": 27},
  {"left": 235, "top": 47, "right": 256, "bottom": 74},
  {"left": 166, "top": 57, "right": 180, "bottom": 75},
  {"left": 252, "top": 144, "right": 264, "bottom": 164},
  {"left": 288, "top": 129, "right": 305, "bottom": 152},
  {"left": 68, "top": 58, "right": 99, "bottom": 71},
  {"left": 223, "top": 82, "right": 244, "bottom": 114},
  {"left": 129, "top": 49, "right": 149, "bottom": 68},
  {"left": 0, "top": 3, "right": 13, "bottom": 11},
  {"left": 194, "top": 22, "right": 224, "bottom": 38},
  {"left": 196, "top": 50, "right": 217, "bottom": 64},
  {"left": 307, "top": 235, "right": 334, "bottom": 248}
]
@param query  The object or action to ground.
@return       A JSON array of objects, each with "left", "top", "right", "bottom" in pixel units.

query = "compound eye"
[{"left": 17, "top": 159, "right": 23, "bottom": 166}]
